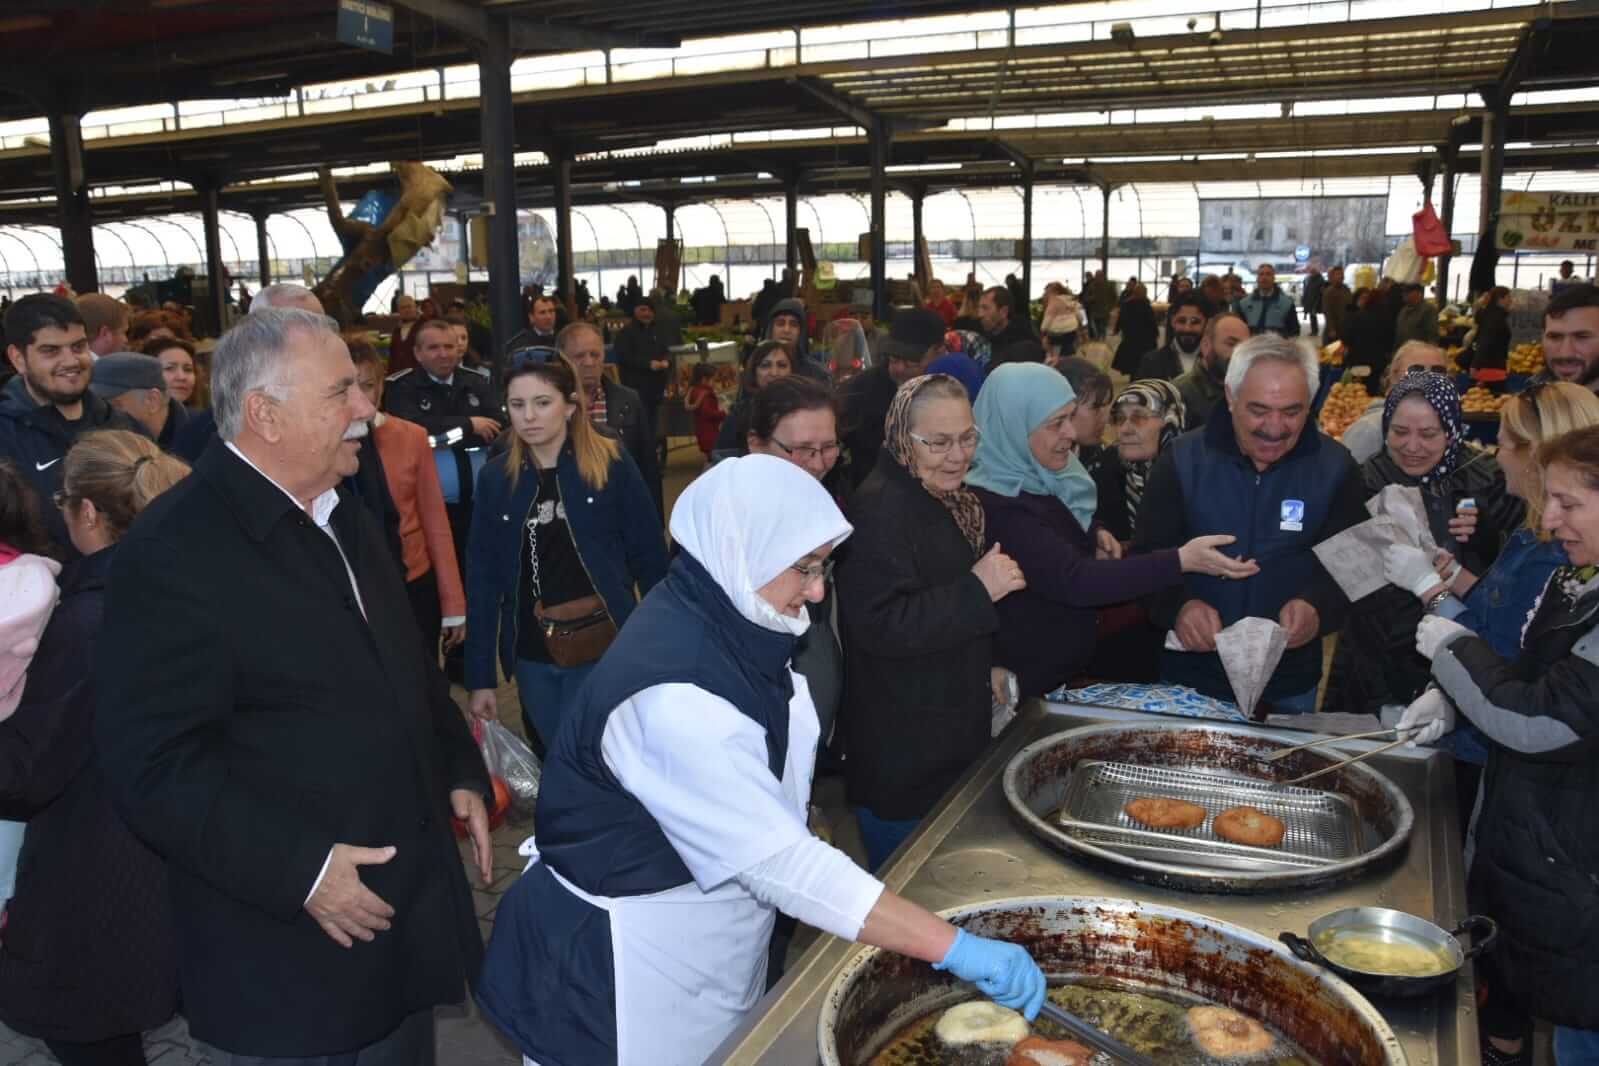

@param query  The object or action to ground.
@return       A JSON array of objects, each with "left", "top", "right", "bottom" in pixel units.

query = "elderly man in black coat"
[{"left": 96, "top": 309, "right": 493, "bottom": 1063}]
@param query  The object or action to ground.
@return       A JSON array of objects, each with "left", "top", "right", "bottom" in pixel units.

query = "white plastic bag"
[{"left": 480, "top": 719, "right": 541, "bottom": 816}]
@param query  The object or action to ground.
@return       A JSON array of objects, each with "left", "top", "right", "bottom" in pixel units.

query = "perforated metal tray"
[{"left": 1055, "top": 760, "right": 1367, "bottom": 872}]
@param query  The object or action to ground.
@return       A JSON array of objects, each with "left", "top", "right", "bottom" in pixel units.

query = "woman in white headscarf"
[{"left": 476, "top": 454, "right": 1045, "bottom": 1066}]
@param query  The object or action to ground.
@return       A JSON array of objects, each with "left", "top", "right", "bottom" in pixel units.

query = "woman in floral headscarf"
[
  {"left": 836, "top": 374, "right": 1026, "bottom": 869},
  {"left": 1324, "top": 369, "right": 1524, "bottom": 715},
  {"left": 1093, "top": 379, "right": 1187, "bottom": 543}
]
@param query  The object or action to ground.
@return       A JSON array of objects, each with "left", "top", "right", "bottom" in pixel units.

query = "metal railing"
[{"left": 0, "top": 0, "right": 1550, "bottom": 153}]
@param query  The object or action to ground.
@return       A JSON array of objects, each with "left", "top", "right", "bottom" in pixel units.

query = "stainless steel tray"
[{"left": 1054, "top": 760, "right": 1366, "bottom": 872}]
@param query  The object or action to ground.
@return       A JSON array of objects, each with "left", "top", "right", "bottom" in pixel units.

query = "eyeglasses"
[
  {"left": 1111, "top": 407, "right": 1158, "bottom": 426},
  {"left": 909, "top": 429, "right": 981, "bottom": 455},
  {"left": 770, "top": 437, "right": 842, "bottom": 463},
  {"left": 789, "top": 558, "right": 837, "bottom": 582},
  {"left": 51, "top": 489, "right": 76, "bottom": 510}
]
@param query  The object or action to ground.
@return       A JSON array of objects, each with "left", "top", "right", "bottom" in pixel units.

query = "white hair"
[
  {"left": 212, "top": 308, "right": 339, "bottom": 441},
  {"left": 1223, "top": 333, "right": 1319, "bottom": 397},
  {"left": 250, "top": 283, "right": 323, "bottom": 315}
]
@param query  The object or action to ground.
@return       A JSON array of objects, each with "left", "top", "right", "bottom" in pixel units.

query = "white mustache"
[{"left": 342, "top": 421, "right": 370, "bottom": 442}]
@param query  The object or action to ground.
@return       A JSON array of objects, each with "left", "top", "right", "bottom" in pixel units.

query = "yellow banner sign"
[{"left": 1498, "top": 191, "right": 1599, "bottom": 253}]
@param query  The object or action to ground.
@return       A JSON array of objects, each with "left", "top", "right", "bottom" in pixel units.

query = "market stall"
[{"left": 712, "top": 700, "right": 1475, "bottom": 1066}]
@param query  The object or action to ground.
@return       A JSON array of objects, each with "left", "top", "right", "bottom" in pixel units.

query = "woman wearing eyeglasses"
[
  {"left": 463, "top": 355, "right": 669, "bottom": 750},
  {"left": 0, "top": 431, "right": 187, "bottom": 1066},
  {"left": 1324, "top": 370, "right": 1524, "bottom": 718},
  {"left": 837, "top": 374, "right": 1028, "bottom": 869},
  {"left": 477, "top": 455, "right": 1046, "bottom": 1066},
  {"left": 713, "top": 339, "right": 793, "bottom": 457},
  {"left": 970, "top": 365, "right": 1258, "bottom": 701}
]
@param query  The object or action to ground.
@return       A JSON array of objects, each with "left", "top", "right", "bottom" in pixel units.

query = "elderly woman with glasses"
[{"left": 837, "top": 374, "right": 1028, "bottom": 869}]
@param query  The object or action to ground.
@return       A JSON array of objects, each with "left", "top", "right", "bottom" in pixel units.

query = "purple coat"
[{"left": 974, "top": 487, "right": 1182, "bottom": 698}]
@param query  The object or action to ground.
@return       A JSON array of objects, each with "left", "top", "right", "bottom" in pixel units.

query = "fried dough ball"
[
  {"left": 1212, "top": 805, "right": 1286, "bottom": 847},
  {"left": 1006, "top": 1035, "right": 1094, "bottom": 1066},
  {"left": 1124, "top": 797, "right": 1207, "bottom": 830},
  {"left": 934, "top": 1001, "right": 1030, "bottom": 1047},
  {"left": 1185, "top": 1005, "right": 1277, "bottom": 1059}
]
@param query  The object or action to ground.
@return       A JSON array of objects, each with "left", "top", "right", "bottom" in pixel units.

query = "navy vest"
[
  {"left": 1163, "top": 407, "right": 1352, "bottom": 700},
  {"left": 534, "top": 551, "right": 797, "bottom": 897}
]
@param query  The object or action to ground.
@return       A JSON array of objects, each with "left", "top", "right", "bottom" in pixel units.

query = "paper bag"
[
  {"left": 1215, "top": 617, "right": 1288, "bottom": 719},
  {"left": 1366, "top": 484, "right": 1436, "bottom": 553},
  {"left": 1313, "top": 514, "right": 1411, "bottom": 601}
]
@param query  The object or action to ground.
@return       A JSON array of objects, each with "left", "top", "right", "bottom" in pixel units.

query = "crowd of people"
[{"left": 0, "top": 266, "right": 1597, "bottom": 1066}]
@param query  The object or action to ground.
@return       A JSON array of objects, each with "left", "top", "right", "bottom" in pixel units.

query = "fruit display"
[
  {"left": 1444, "top": 345, "right": 1464, "bottom": 373},
  {"left": 1462, "top": 385, "right": 1510, "bottom": 415},
  {"left": 1319, "top": 379, "right": 1373, "bottom": 441},
  {"left": 1319, "top": 341, "right": 1345, "bottom": 367},
  {"left": 1508, "top": 341, "right": 1543, "bottom": 375}
]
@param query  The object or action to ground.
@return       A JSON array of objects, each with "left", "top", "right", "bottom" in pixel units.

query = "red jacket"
[{"left": 371, "top": 413, "right": 465, "bottom": 619}]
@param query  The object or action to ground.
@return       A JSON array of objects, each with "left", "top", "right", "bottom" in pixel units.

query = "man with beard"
[
  {"left": 1538, "top": 284, "right": 1599, "bottom": 393},
  {"left": 1136, "top": 292, "right": 1210, "bottom": 381},
  {"left": 1172, "top": 312, "right": 1249, "bottom": 430},
  {"left": 0, "top": 294, "right": 141, "bottom": 553},
  {"left": 1134, "top": 334, "right": 1367, "bottom": 714}
]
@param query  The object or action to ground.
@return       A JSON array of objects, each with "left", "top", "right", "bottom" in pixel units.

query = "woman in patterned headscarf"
[
  {"left": 836, "top": 374, "right": 1026, "bottom": 869},
  {"left": 1093, "top": 379, "right": 1187, "bottom": 543},
  {"left": 1324, "top": 369, "right": 1524, "bottom": 716}
]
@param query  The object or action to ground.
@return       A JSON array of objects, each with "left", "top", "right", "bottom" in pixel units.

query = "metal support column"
[
  {"left": 1472, "top": 96, "right": 1508, "bottom": 299},
  {"left": 1100, "top": 182, "right": 1112, "bottom": 276},
  {"left": 198, "top": 180, "right": 227, "bottom": 335},
  {"left": 553, "top": 148, "right": 576, "bottom": 321},
  {"left": 1019, "top": 163, "right": 1035, "bottom": 307},
  {"left": 912, "top": 187, "right": 926, "bottom": 289},
  {"left": 455, "top": 211, "right": 471, "bottom": 275},
  {"left": 664, "top": 203, "right": 676, "bottom": 243},
  {"left": 47, "top": 111, "right": 98, "bottom": 294},
  {"left": 784, "top": 176, "right": 799, "bottom": 278},
  {"left": 253, "top": 211, "right": 272, "bottom": 286},
  {"left": 478, "top": 20, "right": 522, "bottom": 367},
  {"left": 868, "top": 119, "right": 889, "bottom": 320},
  {"left": 1437, "top": 147, "right": 1457, "bottom": 302}
]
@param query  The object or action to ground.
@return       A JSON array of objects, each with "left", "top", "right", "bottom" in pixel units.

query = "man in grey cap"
[
  {"left": 840, "top": 306, "right": 947, "bottom": 489},
  {"left": 90, "top": 351, "right": 185, "bottom": 448}
]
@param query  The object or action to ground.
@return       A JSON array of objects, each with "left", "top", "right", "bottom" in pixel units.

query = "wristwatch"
[{"left": 1423, "top": 586, "right": 1451, "bottom": 612}]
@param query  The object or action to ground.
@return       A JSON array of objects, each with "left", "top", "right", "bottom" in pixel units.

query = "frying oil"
[{"left": 867, "top": 982, "right": 1316, "bottom": 1066}]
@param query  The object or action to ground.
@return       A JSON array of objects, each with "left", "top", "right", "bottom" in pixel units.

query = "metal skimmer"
[{"left": 1055, "top": 760, "right": 1367, "bottom": 872}]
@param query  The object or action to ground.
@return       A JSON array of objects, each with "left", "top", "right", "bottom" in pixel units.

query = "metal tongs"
[
  {"left": 1036, "top": 1000, "right": 1163, "bottom": 1066},
  {"left": 1262, "top": 728, "right": 1406, "bottom": 787}
]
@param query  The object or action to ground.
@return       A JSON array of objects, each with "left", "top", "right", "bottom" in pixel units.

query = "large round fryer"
[
  {"left": 817, "top": 895, "right": 1408, "bottom": 1066},
  {"left": 1003, "top": 722, "right": 1415, "bottom": 893}
]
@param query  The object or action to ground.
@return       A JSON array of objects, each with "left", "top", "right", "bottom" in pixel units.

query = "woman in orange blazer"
[{"left": 350, "top": 338, "right": 467, "bottom": 655}]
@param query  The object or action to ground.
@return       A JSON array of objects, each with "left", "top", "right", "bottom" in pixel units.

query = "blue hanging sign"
[{"left": 337, "top": 0, "right": 395, "bottom": 55}]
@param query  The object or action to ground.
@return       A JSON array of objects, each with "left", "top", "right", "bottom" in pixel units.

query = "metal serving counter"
[{"left": 713, "top": 701, "right": 1477, "bottom": 1065}]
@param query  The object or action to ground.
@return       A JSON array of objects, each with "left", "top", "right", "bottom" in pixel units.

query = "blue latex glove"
[{"left": 932, "top": 928, "right": 1048, "bottom": 1020}]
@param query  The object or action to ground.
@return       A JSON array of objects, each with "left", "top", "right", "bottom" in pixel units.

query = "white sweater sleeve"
[
  {"left": 735, "top": 835, "right": 885, "bottom": 942},
  {"left": 600, "top": 683, "right": 814, "bottom": 891}
]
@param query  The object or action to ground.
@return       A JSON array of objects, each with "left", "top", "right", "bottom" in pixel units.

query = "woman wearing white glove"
[
  {"left": 1418, "top": 425, "right": 1599, "bottom": 1061},
  {"left": 1394, "top": 686, "right": 1456, "bottom": 746}
]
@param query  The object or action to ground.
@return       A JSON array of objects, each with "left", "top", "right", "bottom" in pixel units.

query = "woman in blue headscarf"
[
  {"left": 1324, "top": 369, "right": 1525, "bottom": 716},
  {"left": 968, "top": 363, "right": 1258, "bottom": 699}
]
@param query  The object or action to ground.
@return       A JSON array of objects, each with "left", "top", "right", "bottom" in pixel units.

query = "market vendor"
[
  {"left": 476, "top": 455, "right": 1046, "bottom": 1066},
  {"left": 1406, "top": 424, "right": 1599, "bottom": 1063},
  {"left": 1135, "top": 335, "right": 1368, "bottom": 712}
]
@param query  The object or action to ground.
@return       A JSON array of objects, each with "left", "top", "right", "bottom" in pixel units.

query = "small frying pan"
[{"left": 1281, "top": 906, "right": 1496, "bottom": 998}]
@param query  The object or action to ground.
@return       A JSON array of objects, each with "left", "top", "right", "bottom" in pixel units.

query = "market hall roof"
[{"left": 0, "top": 0, "right": 1595, "bottom": 223}]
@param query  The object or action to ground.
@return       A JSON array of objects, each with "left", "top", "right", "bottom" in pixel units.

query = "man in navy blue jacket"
[{"left": 1134, "top": 334, "right": 1367, "bottom": 713}]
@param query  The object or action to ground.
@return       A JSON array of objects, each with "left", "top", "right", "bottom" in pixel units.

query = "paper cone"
[
  {"left": 1370, "top": 485, "right": 1436, "bottom": 552},
  {"left": 1215, "top": 617, "right": 1288, "bottom": 718},
  {"left": 1313, "top": 514, "right": 1411, "bottom": 601}
]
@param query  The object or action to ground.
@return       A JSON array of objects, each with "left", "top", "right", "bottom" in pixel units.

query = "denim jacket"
[{"left": 464, "top": 443, "right": 668, "bottom": 690}]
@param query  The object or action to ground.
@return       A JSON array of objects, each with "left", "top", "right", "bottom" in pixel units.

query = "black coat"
[
  {"left": 95, "top": 442, "right": 489, "bottom": 1057},
  {"left": 1340, "top": 307, "right": 1393, "bottom": 378},
  {"left": 597, "top": 377, "right": 662, "bottom": 515},
  {"left": 1324, "top": 449, "right": 1523, "bottom": 715},
  {"left": 1431, "top": 575, "right": 1599, "bottom": 1029},
  {"left": 1113, "top": 298, "right": 1159, "bottom": 375},
  {"left": 840, "top": 365, "right": 899, "bottom": 491},
  {"left": 1135, "top": 343, "right": 1185, "bottom": 382},
  {"left": 1472, "top": 303, "right": 1512, "bottom": 373},
  {"left": 838, "top": 451, "right": 998, "bottom": 820},
  {"left": 612, "top": 320, "right": 671, "bottom": 407},
  {"left": 0, "top": 548, "right": 177, "bottom": 1043}
]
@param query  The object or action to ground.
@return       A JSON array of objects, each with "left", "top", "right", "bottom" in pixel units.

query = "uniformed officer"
[{"left": 383, "top": 318, "right": 502, "bottom": 675}]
